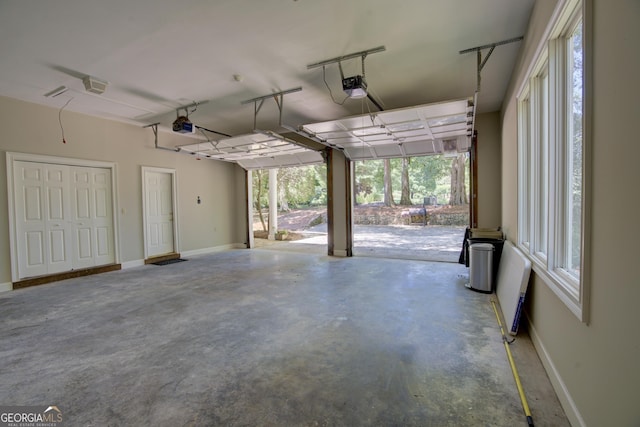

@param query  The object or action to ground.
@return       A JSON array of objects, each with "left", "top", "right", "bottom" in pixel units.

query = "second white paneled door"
[
  {"left": 143, "top": 169, "right": 176, "bottom": 258},
  {"left": 70, "top": 166, "right": 115, "bottom": 270}
]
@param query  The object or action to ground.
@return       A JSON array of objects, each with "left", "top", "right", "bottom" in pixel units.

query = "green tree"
[
  {"left": 277, "top": 166, "right": 317, "bottom": 210},
  {"left": 311, "top": 164, "right": 328, "bottom": 206},
  {"left": 408, "top": 155, "right": 450, "bottom": 203},
  {"left": 449, "top": 154, "right": 468, "bottom": 205},
  {"left": 355, "top": 156, "right": 453, "bottom": 205},
  {"left": 399, "top": 157, "right": 411, "bottom": 205},
  {"left": 383, "top": 158, "right": 395, "bottom": 207},
  {"left": 253, "top": 170, "right": 268, "bottom": 231},
  {"left": 355, "top": 160, "right": 383, "bottom": 204}
]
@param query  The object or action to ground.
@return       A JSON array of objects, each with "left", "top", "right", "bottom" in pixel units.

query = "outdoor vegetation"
[
  {"left": 253, "top": 153, "right": 470, "bottom": 232},
  {"left": 354, "top": 154, "right": 469, "bottom": 206}
]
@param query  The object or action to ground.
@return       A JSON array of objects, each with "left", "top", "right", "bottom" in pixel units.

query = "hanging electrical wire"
[
  {"left": 199, "top": 128, "right": 210, "bottom": 142},
  {"left": 359, "top": 94, "right": 367, "bottom": 157},
  {"left": 58, "top": 97, "right": 74, "bottom": 144},
  {"left": 195, "top": 127, "right": 213, "bottom": 160},
  {"left": 323, "top": 65, "right": 349, "bottom": 106}
]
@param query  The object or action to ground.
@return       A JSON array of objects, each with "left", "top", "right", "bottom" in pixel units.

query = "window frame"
[
  {"left": 517, "top": 90, "right": 531, "bottom": 251},
  {"left": 516, "top": 0, "right": 591, "bottom": 322},
  {"left": 532, "top": 60, "right": 549, "bottom": 265}
]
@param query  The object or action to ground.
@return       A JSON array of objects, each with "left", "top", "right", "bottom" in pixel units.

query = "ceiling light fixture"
[{"left": 82, "top": 76, "right": 108, "bottom": 94}]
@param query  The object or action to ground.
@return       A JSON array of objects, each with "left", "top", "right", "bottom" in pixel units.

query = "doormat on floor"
[{"left": 151, "top": 258, "right": 187, "bottom": 266}]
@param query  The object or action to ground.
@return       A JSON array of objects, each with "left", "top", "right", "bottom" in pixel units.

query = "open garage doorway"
[
  {"left": 352, "top": 154, "right": 470, "bottom": 262},
  {"left": 251, "top": 164, "right": 328, "bottom": 253}
]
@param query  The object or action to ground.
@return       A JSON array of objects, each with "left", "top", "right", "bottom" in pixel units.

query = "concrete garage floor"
[
  {"left": 257, "top": 224, "right": 467, "bottom": 263},
  {"left": 0, "top": 250, "right": 569, "bottom": 426}
]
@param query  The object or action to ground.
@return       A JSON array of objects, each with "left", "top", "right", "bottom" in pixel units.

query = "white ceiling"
[{"left": 0, "top": 0, "right": 534, "bottom": 161}]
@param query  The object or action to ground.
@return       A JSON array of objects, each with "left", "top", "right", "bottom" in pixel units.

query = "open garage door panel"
[
  {"left": 301, "top": 98, "right": 474, "bottom": 161},
  {"left": 175, "top": 98, "right": 473, "bottom": 168},
  {"left": 176, "top": 131, "right": 324, "bottom": 170}
]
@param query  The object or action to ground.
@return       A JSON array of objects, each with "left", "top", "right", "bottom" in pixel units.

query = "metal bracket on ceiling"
[
  {"left": 459, "top": 36, "right": 523, "bottom": 92},
  {"left": 308, "top": 46, "right": 386, "bottom": 112},
  {"left": 307, "top": 46, "right": 386, "bottom": 71},
  {"left": 241, "top": 87, "right": 302, "bottom": 129},
  {"left": 143, "top": 122, "right": 159, "bottom": 138},
  {"left": 241, "top": 88, "right": 327, "bottom": 155},
  {"left": 175, "top": 100, "right": 209, "bottom": 118},
  {"left": 337, "top": 54, "right": 368, "bottom": 81},
  {"left": 143, "top": 122, "right": 181, "bottom": 152}
]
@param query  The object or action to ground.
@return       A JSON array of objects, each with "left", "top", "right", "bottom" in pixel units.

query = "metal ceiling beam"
[
  {"left": 175, "top": 100, "right": 209, "bottom": 117},
  {"left": 458, "top": 36, "right": 523, "bottom": 55},
  {"left": 459, "top": 36, "right": 523, "bottom": 92},
  {"left": 240, "top": 87, "right": 302, "bottom": 105},
  {"left": 307, "top": 46, "right": 386, "bottom": 69}
]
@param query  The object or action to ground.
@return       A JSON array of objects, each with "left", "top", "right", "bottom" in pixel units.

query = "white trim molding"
[
  {"left": 181, "top": 244, "right": 245, "bottom": 258},
  {"left": 526, "top": 315, "right": 587, "bottom": 427},
  {"left": 141, "top": 166, "right": 179, "bottom": 260},
  {"left": 121, "top": 259, "right": 145, "bottom": 269}
]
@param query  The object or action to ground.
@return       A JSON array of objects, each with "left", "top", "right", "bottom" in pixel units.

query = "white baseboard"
[
  {"left": 181, "top": 243, "right": 245, "bottom": 258},
  {"left": 122, "top": 244, "right": 245, "bottom": 269},
  {"left": 0, "top": 282, "right": 13, "bottom": 292},
  {"left": 121, "top": 259, "right": 144, "bottom": 269},
  {"left": 526, "top": 315, "right": 586, "bottom": 427}
]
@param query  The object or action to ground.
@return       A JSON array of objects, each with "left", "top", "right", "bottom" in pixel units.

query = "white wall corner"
[
  {"left": 0, "top": 282, "right": 13, "bottom": 292},
  {"left": 525, "top": 315, "right": 587, "bottom": 427},
  {"left": 121, "top": 259, "right": 145, "bottom": 269}
]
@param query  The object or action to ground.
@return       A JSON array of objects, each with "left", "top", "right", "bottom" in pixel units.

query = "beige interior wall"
[
  {"left": 474, "top": 112, "right": 502, "bottom": 228},
  {"left": 0, "top": 96, "right": 247, "bottom": 285},
  {"left": 501, "top": 1, "right": 640, "bottom": 426}
]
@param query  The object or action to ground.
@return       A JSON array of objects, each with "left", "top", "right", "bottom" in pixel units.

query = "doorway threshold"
[{"left": 144, "top": 253, "right": 181, "bottom": 265}]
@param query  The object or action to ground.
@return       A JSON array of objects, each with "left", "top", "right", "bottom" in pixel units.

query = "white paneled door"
[
  {"left": 70, "top": 166, "right": 115, "bottom": 270},
  {"left": 144, "top": 170, "right": 175, "bottom": 258},
  {"left": 12, "top": 161, "right": 115, "bottom": 279}
]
